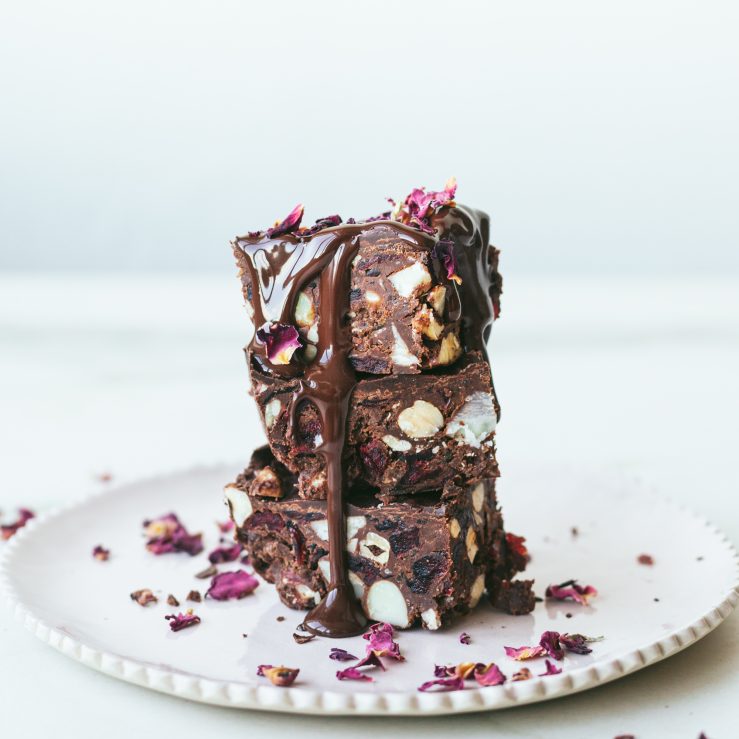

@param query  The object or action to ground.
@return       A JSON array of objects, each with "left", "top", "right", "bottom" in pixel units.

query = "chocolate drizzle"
[{"left": 232, "top": 204, "right": 496, "bottom": 637}]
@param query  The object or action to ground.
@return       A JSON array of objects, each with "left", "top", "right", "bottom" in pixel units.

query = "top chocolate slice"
[{"left": 232, "top": 203, "right": 501, "bottom": 375}]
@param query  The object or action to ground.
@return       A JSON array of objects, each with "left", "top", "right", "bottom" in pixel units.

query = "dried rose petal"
[
  {"left": 293, "top": 633, "right": 315, "bottom": 644},
  {"left": 505, "top": 532, "right": 530, "bottom": 563},
  {"left": 504, "top": 645, "right": 547, "bottom": 661},
  {"left": 474, "top": 663, "right": 506, "bottom": 687},
  {"left": 257, "top": 665, "right": 299, "bottom": 687},
  {"left": 187, "top": 590, "right": 202, "bottom": 602},
  {"left": 167, "top": 594, "right": 179, "bottom": 607},
  {"left": 459, "top": 632, "right": 471, "bottom": 645},
  {"left": 432, "top": 239, "right": 462, "bottom": 284},
  {"left": 329, "top": 648, "right": 358, "bottom": 662},
  {"left": 206, "top": 570, "right": 260, "bottom": 600},
  {"left": 539, "top": 659, "right": 562, "bottom": 676},
  {"left": 390, "top": 177, "right": 457, "bottom": 234},
  {"left": 130, "top": 588, "right": 158, "bottom": 606},
  {"left": 217, "top": 520, "right": 235, "bottom": 533},
  {"left": 418, "top": 676, "right": 466, "bottom": 693},
  {"left": 353, "top": 650, "right": 386, "bottom": 672},
  {"left": 512, "top": 667, "right": 533, "bottom": 681},
  {"left": 539, "top": 631, "right": 564, "bottom": 660},
  {"left": 638, "top": 553, "right": 655, "bottom": 565},
  {"left": 433, "top": 662, "right": 478, "bottom": 680},
  {"left": 1, "top": 508, "right": 35, "bottom": 541},
  {"left": 336, "top": 666, "right": 374, "bottom": 682},
  {"left": 256, "top": 322, "right": 302, "bottom": 365},
  {"left": 208, "top": 544, "right": 242, "bottom": 564},
  {"left": 92, "top": 545, "right": 110, "bottom": 561},
  {"left": 299, "top": 214, "right": 342, "bottom": 237},
  {"left": 362, "top": 622, "right": 404, "bottom": 661},
  {"left": 545, "top": 579, "right": 598, "bottom": 605},
  {"left": 165, "top": 611, "right": 200, "bottom": 631},
  {"left": 266, "top": 204, "right": 304, "bottom": 238},
  {"left": 560, "top": 633, "right": 603, "bottom": 655},
  {"left": 143, "top": 513, "right": 203, "bottom": 556}
]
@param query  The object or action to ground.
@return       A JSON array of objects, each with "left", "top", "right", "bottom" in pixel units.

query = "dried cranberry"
[
  {"left": 348, "top": 554, "right": 381, "bottom": 584},
  {"left": 389, "top": 527, "right": 420, "bottom": 555},
  {"left": 359, "top": 440, "right": 390, "bottom": 479},
  {"left": 287, "top": 521, "right": 306, "bottom": 565},
  {"left": 246, "top": 510, "right": 285, "bottom": 532},
  {"left": 408, "top": 552, "right": 448, "bottom": 594},
  {"left": 401, "top": 453, "right": 440, "bottom": 487}
]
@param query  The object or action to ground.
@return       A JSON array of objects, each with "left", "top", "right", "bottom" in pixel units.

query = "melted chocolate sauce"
[{"left": 234, "top": 205, "right": 494, "bottom": 638}]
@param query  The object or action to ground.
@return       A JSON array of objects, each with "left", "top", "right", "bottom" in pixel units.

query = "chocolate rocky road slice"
[
  {"left": 224, "top": 450, "right": 531, "bottom": 630},
  {"left": 250, "top": 352, "right": 500, "bottom": 499},
  {"left": 232, "top": 205, "right": 502, "bottom": 376}
]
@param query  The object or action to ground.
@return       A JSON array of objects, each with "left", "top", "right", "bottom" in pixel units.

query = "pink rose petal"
[
  {"left": 504, "top": 645, "right": 547, "bottom": 661},
  {"left": 545, "top": 579, "right": 598, "bottom": 605},
  {"left": 459, "top": 631, "right": 471, "bottom": 645},
  {"left": 143, "top": 513, "right": 203, "bottom": 556},
  {"left": 207, "top": 543, "right": 242, "bottom": 564},
  {"left": 1, "top": 508, "right": 35, "bottom": 541},
  {"left": 418, "top": 676, "right": 466, "bottom": 693},
  {"left": 336, "top": 666, "right": 373, "bottom": 682},
  {"left": 256, "top": 322, "right": 302, "bottom": 365},
  {"left": 474, "top": 663, "right": 507, "bottom": 687},
  {"left": 539, "top": 659, "right": 562, "bottom": 676},
  {"left": 560, "top": 633, "right": 603, "bottom": 655},
  {"left": 206, "top": 570, "right": 260, "bottom": 600},
  {"left": 432, "top": 239, "right": 462, "bottom": 284},
  {"left": 165, "top": 611, "right": 200, "bottom": 632},
  {"left": 92, "top": 545, "right": 110, "bottom": 561},
  {"left": 329, "top": 648, "right": 358, "bottom": 662},
  {"left": 539, "top": 630, "right": 565, "bottom": 660},
  {"left": 266, "top": 204, "right": 304, "bottom": 238},
  {"left": 362, "top": 622, "right": 404, "bottom": 661}
]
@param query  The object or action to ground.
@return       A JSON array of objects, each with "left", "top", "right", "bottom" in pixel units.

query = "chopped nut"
[
  {"left": 293, "top": 290, "right": 315, "bottom": 327},
  {"left": 382, "top": 434, "right": 412, "bottom": 452},
  {"left": 466, "top": 527, "right": 479, "bottom": 564},
  {"left": 398, "top": 400, "right": 444, "bottom": 438},
  {"left": 391, "top": 325, "right": 420, "bottom": 368},
  {"left": 412, "top": 305, "right": 444, "bottom": 340},
  {"left": 421, "top": 607, "right": 441, "bottom": 630},
  {"left": 250, "top": 466, "right": 283, "bottom": 499},
  {"left": 436, "top": 331, "right": 462, "bottom": 365},
  {"left": 449, "top": 518, "right": 461, "bottom": 538},
  {"left": 388, "top": 261, "right": 432, "bottom": 297},
  {"left": 224, "top": 484, "right": 253, "bottom": 528},
  {"left": 263, "top": 398, "right": 281, "bottom": 429},
  {"left": 303, "top": 344, "right": 317, "bottom": 361},
  {"left": 358, "top": 532, "right": 391, "bottom": 565},
  {"left": 471, "top": 482, "right": 485, "bottom": 512},
  {"left": 187, "top": 589, "right": 202, "bottom": 602},
  {"left": 365, "top": 580, "right": 410, "bottom": 628},
  {"left": 427, "top": 285, "right": 447, "bottom": 315},
  {"left": 470, "top": 574, "right": 485, "bottom": 607},
  {"left": 445, "top": 392, "right": 497, "bottom": 447}
]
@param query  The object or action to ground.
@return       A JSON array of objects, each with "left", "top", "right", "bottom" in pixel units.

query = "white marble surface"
[{"left": 1, "top": 273, "right": 737, "bottom": 738}]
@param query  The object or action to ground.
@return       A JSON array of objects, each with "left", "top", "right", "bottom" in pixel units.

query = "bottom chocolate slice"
[{"left": 225, "top": 447, "right": 533, "bottom": 630}]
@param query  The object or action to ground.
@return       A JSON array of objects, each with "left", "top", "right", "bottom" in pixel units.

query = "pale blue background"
[{"left": 1, "top": 0, "right": 738, "bottom": 274}]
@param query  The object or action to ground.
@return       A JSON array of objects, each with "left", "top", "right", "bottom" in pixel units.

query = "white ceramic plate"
[{"left": 1, "top": 463, "right": 737, "bottom": 716}]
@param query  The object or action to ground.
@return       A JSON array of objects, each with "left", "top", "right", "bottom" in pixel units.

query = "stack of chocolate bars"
[{"left": 224, "top": 180, "right": 533, "bottom": 634}]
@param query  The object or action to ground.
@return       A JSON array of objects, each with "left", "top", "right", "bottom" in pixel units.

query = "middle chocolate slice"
[{"left": 250, "top": 351, "right": 500, "bottom": 499}]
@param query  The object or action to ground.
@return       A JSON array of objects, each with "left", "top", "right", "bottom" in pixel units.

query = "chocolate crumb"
[
  {"left": 242, "top": 633, "right": 248, "bottom": 638},
  {"left": 697, "top": 556, "right": 704, "bottom": 562},
  {"left": 293, "top": 632, "right": 316, "bottom": 644},
  {"left": 571, "top": 526, "right": 579, "bottom": 537},
  {"left": 654, "top": 597, "right": 660, "bottom": 602},
  {"left": 195, "top": 565, "right": 218, "bottom": 579},
  {"left": 276, "top": 616, "right": 285, "bottom": 622},
  {"left": 566, "top": 612, "right": 573, "bottom": 618},
  {"left": 187, "top": 590, "right": 202, "bottom": 602},
  {"left": 167, "top": 594, "right": 179, "bottom": 607},
  {"left": 637, "top": 553, "right": 654, "bottom": 566}
]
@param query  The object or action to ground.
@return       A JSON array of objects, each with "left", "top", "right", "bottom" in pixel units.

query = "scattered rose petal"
[
  {"left": 195, "top": 564, "right": 218, "bottom": 579},
  {"left": 187, "top": 590, "right": 202, "bottom": 602},
  {"left": 143, "top": 513, "right": 203, "bottom": 556},
  {"left": 167, "top": 594, "right": 179, "bottom": 607},
  {"left": 539, "top": 659, "right": 562, "bottom": 676},
  {"left": 257, "top": 665, "right": 299, "bottom": 687},
  {"left": 96, "top": 472, "right": 113, "bottom": 483},
  {"left": 217, "top": 519, "right": 235, "bottom": 533},
  {"left": 299, "top": 214, "right": 342, "bottom": 237},
  {"left": 92, "top": 545, "right": 110, "bottom": 561},
  {"left": 362, "top": 622, "right": 404, "bottom": 661},
  {"left": 504, "top": 645, "right": 547, "bottom": 661},
  {"left": 505, "top": 532, "right": 530, "bottom": 564},
  {"left": 638, "top": 553, "right": 654, "bottom": 566},
  {"left": 560, "top": 633, "right": 603, "bottom": 655},
  {"left": 353, "top": 650, "right": 386, "bottom": 672},
  {"left": 336, "top": 667, "right": 373, "bottom": 682},
  {"left": 432, "top": 239, "right": 462, "bottom": 284},
  {"left": 474, "top": 662, "right": 507, "bottom": 687},
  {"left": 293, "top": 633, "right": 315, "bottom": 644},
  {"left": 459, "top": 632, "right": 471, "bottom": 645},
  {"left": 329, "top": 648, "right": 358, "bottom": 662},
  {"left": 545, "top": 579, "right": 598, "bottom": 605},
  {"left": 433, "top": 662, "right": 480, "bottom": 680},
  {"left": 266, "top": 204, "right": 304, "bottom": 238},
  {"left": 165, "top": 611, "right": 201, "bottom": 631},
  {"left": 418, "top": 677, "right": 466, "bottom": 693},
  {"left": 393, "top": 177, "right": 457, "bottom": 234},
  {"left": 130, "top": 588, "right": 158, "bottom": 606},
  {"left": 539, "top": 631, "right": 565, "bottom": 660},
  {"left": 206, "top": 570, "right": 260, "bottom": 600},
  {"left": 512, "top": 667, "right": 533, "bottom": 681},
  {"left": 208, "top": 544, "right": 242, "bottom": 564},
  {"left": 256, "top": 322, "right": 302, "bottom": 365},
  {"left": 1, "top": 508, "right": 35, "bottom": 540}
]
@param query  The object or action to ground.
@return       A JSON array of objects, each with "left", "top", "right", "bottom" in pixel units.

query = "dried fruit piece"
[
  {"left": 130, "top": 589, "right": 158, "bottom": 607},
  {"left": 143, "top": 513, "right": 203, "bottom": 556},
  {"left": 165, "top": 610, "right": 201, "bottom": 632},
  {"left": 545, "top": 579, "right": 598, "bottom": 605},
  {"left": 1, "top": 508, "right": 35, "bottom": 540},
  {"left": 256, "top": 323, "right": 302, "bottom": 365},
  {"left": 208, "top": 543, "right": 242, "bottom": 564},
  {"left": 206, "top": 570, "right": 260, "bottom": 600},
  {"left": 92, "top": 545, "right": 110, "bottom": 561},
  {"left": 257, "top": 665, "right": 299, "bottom": 687},
  {"left": 638, "top": 553, "right": 655, "bottom": 565}
]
